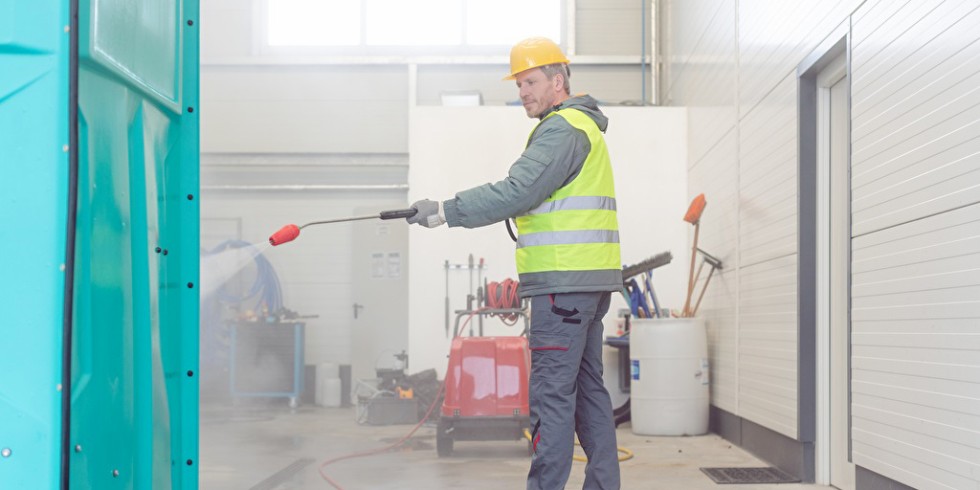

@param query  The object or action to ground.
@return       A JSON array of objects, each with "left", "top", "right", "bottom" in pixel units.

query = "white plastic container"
[
  {"left": 630, "top": 317, "right": 709, "bottom": 436},
  {"left": 317, "top": 362, "right": 339, "bottom": 380},
  {"left": 318, "top": 378, "right": 343, "bottom": 408},
  {"left": 314, "top": 363, "right": 340, "bottom": 406}
]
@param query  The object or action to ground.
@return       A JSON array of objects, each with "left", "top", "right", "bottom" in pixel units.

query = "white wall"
[
  {"left": 407, "top": 106, "right": 688, "bottom": 375},
  {"left": 665, "top": 0, "right": 862, "bottom": 439},
  {"left": 200, "top": 0, "right": 658, "bottom": 154},
  {"left": 666, "top": 0, "right": 980, "bottom": 488},
  {"left": 849, "top": 1, "right": 980, "bottom": 488},
  {"left": 201, "top": 65, "right": 410, "bottom": 154}
]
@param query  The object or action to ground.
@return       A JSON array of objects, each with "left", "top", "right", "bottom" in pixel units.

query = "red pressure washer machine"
[{"left": 436, "top": 279, "right": 532, "bottom": 457}]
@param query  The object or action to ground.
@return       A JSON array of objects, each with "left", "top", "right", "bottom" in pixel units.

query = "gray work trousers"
[{"left": 526, "top": 291, "right": 620, "bottom": 490}]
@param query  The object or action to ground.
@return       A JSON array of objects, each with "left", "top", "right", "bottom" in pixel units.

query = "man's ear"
[{"left": 553, "top": 73, "right": 565, "bottom": 92}]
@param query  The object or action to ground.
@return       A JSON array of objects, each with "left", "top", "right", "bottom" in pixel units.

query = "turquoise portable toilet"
[{"left": 0, "top": 0, "right": 200, "bottom": 487}]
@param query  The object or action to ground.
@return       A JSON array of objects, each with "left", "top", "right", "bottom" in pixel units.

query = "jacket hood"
[{"left": 542, "top": 94, "right": 608, "bottom": 131}]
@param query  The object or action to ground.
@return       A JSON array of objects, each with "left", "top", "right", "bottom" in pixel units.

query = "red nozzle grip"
[{"left": 269, "top": 224, "right": 300, "bottom": 246}]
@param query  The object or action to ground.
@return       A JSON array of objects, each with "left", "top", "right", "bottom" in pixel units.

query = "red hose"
[
  {"left": 319, "top": 311, "right": 483, "bottom": 489},
  {"left": 486, "top": 279, "right": 521, "bottom": 324},
  {"left": 318, "top": 383, "right": 446, "bottom": 489}
]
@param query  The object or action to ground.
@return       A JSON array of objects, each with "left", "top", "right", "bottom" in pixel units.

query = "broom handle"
[
  {"left": 683, "top": 221, "right": 700, "bottom": 316},
  {"left": 691, "top": 265, "right": 717, "bottom": 317}
]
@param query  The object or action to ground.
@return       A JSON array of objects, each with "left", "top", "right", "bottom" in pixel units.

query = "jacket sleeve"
[{"left": 443, "top": 117, "right": 590, "bottom": 229}]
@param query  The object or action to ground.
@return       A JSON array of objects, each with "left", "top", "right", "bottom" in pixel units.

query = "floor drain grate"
[{"left": 700, "top": 467, "right": 799, "bottom": 484}]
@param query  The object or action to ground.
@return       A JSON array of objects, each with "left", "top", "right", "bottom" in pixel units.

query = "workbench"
[{"left": 230, "top": 320, "right": 305, "bottom": 407}]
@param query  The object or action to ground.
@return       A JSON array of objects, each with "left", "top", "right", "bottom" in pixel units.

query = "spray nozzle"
[
  {"left": 268, "top": 208, "right": 417, "bottom": 247},
  {"left": 269, "top": 224, "right": 300, "bottom": 246}
]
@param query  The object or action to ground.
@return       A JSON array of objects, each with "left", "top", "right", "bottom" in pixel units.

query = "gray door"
[{"left": 351, "top": 205, "right": 410, "bottom": 383}]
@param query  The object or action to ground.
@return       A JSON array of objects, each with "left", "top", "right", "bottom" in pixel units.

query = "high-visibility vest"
[{"left": 515, "top": 108, "right": 621, "bottom": 276}]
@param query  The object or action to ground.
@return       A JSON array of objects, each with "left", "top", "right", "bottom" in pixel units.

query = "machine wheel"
[{"left": 436, "top": 419, "right": 454, "bottom": 457}]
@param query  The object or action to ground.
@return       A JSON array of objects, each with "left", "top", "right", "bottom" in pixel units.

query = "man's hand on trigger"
[{"left": 406, "top": 199, "right": 446, "bottom": 228}]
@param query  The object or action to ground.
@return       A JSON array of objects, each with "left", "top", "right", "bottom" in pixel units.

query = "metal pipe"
[
  {"left": 567, "top": 0, "right": 577, "bottom": 56},
  {"left": 641, "top": 0, "right": 647, "bottom": 104},
  {"left": 651, "top": 0, "right": 659, "bottom": 105}
]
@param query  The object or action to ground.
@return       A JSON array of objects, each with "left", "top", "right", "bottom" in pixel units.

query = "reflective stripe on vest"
[
  {"left": 524, "top": 195, "right": 617, "bottom": 215},
  {"left": 515, "top": 107, "right": 621, "bottom": 274},
  {"left": 517, "top": 230, "right": 620, "bottom": 248}
]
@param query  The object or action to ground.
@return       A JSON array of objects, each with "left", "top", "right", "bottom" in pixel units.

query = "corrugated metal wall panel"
[
  {"left": 664, "top": 0, "right": 729, "bottom": 100},
  {"left": 851, "top": 13, "right": 980, "bottom": 484},
  {"left": 671, "top": 0, "right": 980, "bottom": 486},
  {"left": 701, "top": 268, "right": 738, "bottom": 413},
  {"left": 851, "top": 438, "right": 978, "bottom": 490},
  {"left": 578, "top": 0, "right": 636, "bottom": 9},
  {"left": 856, "top": 418, "right": 980, "bottom": 477},
  {"left": 851, "top": 46, "right": 980, "bottom": 145},
  {"left": 664, "top": 1, "right": 740, "bottom": 415},
  {"left": 852, "top": 11, "right": 980, "bottom": 133},
  {"left": 572, "top": 66, "right": 646, "bottom": 103},
  {"left": 852, "top": 195, "right": 980, "bottom": 487},
  {"left": 850, "top": 0, "right": 970, "bottom": 91},
  {"left": 689, "top": 130, "right": 739, "bottom": 260},
  {"left": 576, "top": 2, "right": 642, "bottom": 55},
  {"left": 854, "top": 380, "right": 980, "bottom": 423},
  {"left": 738, "top": 0, "right": 851, "bottom": 117},
  {"left": 739, "top": 74, "right": 797, "bottom": 268},
  {"left": 679, "top": 1, "right": 737, "bottom": 167},
  {"left": 667, "top": 0, "right": 853, "bottom": 444},
  {"left": 738, "top": 254, "right": 798, "bottom": 438},
  {"left": 688, "top": 129, "right": 739, "bottom": 413},
  {"left": 851, "top": 0, "right": 980, "bottom": 236}
]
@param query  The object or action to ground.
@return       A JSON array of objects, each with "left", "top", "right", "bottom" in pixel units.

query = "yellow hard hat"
[{"left": 504, "top": 37, "right": 570, "bottom": 80}]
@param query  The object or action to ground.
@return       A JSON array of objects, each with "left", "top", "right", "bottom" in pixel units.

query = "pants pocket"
[{"left": 529, "top": 332, "right": 572, "bottom": 381}]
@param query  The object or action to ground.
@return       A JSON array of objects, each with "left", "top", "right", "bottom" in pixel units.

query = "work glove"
[{"left": 406, "top": 199, "right": 446, "bottom": 228}]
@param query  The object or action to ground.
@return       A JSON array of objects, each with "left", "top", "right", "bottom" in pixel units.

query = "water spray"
[{"left": 268, "top": 208, "right": 418, "bottom": 246}]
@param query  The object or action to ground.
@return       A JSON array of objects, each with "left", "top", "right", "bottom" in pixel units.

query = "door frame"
[
  {"left": 797, "top": 22, "right": 850, "bottom": 487},
  {"left": 814, "top": 52, "right": 854, "bottom": 489}
]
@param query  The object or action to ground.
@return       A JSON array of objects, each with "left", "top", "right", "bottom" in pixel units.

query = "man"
[{"left": 406, "top": 37, "right": 622, "bottom": 490}]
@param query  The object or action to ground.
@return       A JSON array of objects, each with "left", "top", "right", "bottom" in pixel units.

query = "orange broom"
[{"left": 682, "top": 194, "right": 707, "bottom": 317}]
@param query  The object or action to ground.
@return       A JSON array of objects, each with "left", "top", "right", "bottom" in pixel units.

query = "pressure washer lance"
[{"left": 268, "top": 208, "right": 418, "bottom": 246}]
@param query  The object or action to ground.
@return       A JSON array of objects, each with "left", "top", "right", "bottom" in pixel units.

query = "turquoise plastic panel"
[
  {"left": 0, "top": 0, "right": 69, "bottom": 488},
  {"left": 68, "top": 0, "right": 199, "bottom": 488}
]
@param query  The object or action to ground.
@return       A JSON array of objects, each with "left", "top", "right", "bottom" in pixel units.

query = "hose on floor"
[
  {"left": 318, "top": 381, "right": 446, "bottom": 489},
  {"left": 317, "top": 305, "right": 633, "bottom": 489},
  {"left": 318, "top": 308, "right": 484, "bottom": 489},
  {"left": 523, "top": 429, "right": 634, "bottom": 463}
]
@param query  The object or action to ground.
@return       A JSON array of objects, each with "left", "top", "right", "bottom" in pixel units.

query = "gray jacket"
[{"left": 442, "top": 95, "right": 623, "bottom": 297}]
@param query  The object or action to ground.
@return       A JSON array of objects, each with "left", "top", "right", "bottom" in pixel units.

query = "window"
[
  {"left": 366, "top": 0, "right": 462, "bottom": 46},
  {"left": 267, "top": 0, "right": 360, "bottom": 46},
  {"left": 265, "top": 0, "right": 562, "bottom": 48},
  {"left": 465, "top": 0, "right": 561, "bottom": 46}
]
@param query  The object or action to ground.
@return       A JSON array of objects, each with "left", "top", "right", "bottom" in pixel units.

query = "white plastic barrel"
[
  {"left": 315, "top": 363, "right": 340, "bottom": 407},
  {"left": 630, "top": 317, "right": 709, "bottom": 436},
  {"left": 321, "top": 378, "right": 341, "bottom": 408},
  {"left": 317, "top": 362, "right": 339, "bottom": 381}
]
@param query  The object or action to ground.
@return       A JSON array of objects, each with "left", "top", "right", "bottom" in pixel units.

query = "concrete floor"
[{"left": 200, "top": 402, "right": 830, "bottom": 490}]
